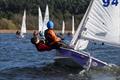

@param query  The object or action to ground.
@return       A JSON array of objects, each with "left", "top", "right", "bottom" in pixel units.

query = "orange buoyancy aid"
[{"left": 45, "top": 29, "right": 61, "bottom": 45}]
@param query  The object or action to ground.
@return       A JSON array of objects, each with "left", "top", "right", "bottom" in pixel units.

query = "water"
[{"left": 0, "top": 33, "right": 120, "bottom": 80}]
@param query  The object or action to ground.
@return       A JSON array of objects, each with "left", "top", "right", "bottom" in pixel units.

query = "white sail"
[
  {"left": 62, "top": 20, "right": 65, "bottom": 34},
  {"left": 80, "top": 0, "right": 120, "bottom": 47},
  {"left": 38, "top": 7, "right": 43, "bottom": 32},
  {"left": 43, "top": 5, "right": 49, "bottom": 33},
  {"left": 72, "top": 16, "right": 75, "bottom": 35},
  {"left": 20, "top": 10, "right": 26, "bottom": 37}
]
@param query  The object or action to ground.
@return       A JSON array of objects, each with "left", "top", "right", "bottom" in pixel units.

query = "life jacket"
[{"left": 45, "top": 29, "right": 61, "bottom": 46}]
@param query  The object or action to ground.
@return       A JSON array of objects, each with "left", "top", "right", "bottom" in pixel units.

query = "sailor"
[
  {"left": 31, "top": 31, "right": 51, "bottom": 51},
  {"left": 44, "top": 21, "right": 63, "bottom": 49},
  {"left": 16, "top": 30, "right": 20, "bottom": 35},
  {"left": 31, "top": 22, "right": 69, "bottom": 51},
  {"left": 16, "top": 30, "right": 20, "bottom": 38}
]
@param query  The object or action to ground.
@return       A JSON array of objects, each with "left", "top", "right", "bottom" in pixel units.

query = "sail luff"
[{"left": 38, "top": 7, "right": 43, "bottom": 32}]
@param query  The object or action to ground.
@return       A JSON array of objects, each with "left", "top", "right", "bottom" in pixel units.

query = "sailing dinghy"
[
  {"left": 38, "top": 7, "right": 43, "bottom": 32},
  {"left": 42, "top": 5, "right": 49, "bottom": 34},
  {"left": 57, "top": 0, "right": 119, "bottom": 68},
  {"left": 20, "top": 10, "right": 26, "bottom": 38},
  {"left": 57, "top": 20, "right": 65, "bottom": 40},
  {"left": 62, "top": 20, "right": 65, "bottom": 35},
  {"left": 71, "top": 16, "right": 75, "bottom": 35}
]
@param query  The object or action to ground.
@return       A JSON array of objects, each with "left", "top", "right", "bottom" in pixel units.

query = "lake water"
[{"left": 0, "top": 33, "right": 120, "bottom": 80}]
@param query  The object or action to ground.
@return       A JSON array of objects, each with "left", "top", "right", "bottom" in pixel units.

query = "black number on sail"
[
  {"left": 103, "top": 0, "right": 119, "bottom": 7},
  {"left": 103, "top": 0, "right": 110, "bottom": 7},
  {"left": 112, "top": 0, "right": 118, "bottom": 6}
]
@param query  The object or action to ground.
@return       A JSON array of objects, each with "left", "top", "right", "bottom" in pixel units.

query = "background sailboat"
[
  {"left": 42, "top": 5, "right": 49, "bottom": 33},
  {"left": 20, "top": 10, "right": 26, "bottom": 38},
  {"left": 71, "top": 16, "right": 75, "bottom": 35},
  {"left": 38, "top": 7, "right": 43, "bottom": 32},
  {"left": 67, "top": 16, "right": 75, "bottom": 36},
  {"left": 62, "top": 20, "right": 65, "bottom": 35}
]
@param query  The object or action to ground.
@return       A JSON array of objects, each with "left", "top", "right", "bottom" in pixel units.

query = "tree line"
[{"left": 0, "top": 0, "right": 90, "bottom": 30}]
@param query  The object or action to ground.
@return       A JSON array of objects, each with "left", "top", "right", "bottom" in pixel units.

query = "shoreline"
[{"left": 0, "top": 30, "right": 72, "bottom": 33}]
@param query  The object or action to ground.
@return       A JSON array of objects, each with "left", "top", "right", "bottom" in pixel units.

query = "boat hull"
[{"left": 56, "top": 47, "right": 109, "bottom": 68}]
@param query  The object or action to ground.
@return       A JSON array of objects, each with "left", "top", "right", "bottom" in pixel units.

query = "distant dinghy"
[
  {"left": 62, "top": 20, "right": 65, "bottom": 35},
  {"left": 38, "top": 7, "right": 43, "bottom": 32},
  {"left": 71, "top": 16, "right": 75, "bottom": 35},
  {"left": 20, "top": 10, "right": 26, "bottom": 38},
  {"left": 43, "top": 5, "right": 49, "bottom": 33}
]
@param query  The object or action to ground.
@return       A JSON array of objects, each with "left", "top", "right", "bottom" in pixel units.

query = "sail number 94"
[{"left": 103, "top": 0, "right": 118, "bottom": 7}]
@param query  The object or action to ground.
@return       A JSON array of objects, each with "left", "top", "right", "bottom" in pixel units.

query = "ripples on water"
[{"left": 0, "top": 33, "right": 120, "bottom": 80}]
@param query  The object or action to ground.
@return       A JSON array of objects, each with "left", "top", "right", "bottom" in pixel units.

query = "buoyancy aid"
[{"left": 45, "top": 29, "right": 61, "bottom": 46}]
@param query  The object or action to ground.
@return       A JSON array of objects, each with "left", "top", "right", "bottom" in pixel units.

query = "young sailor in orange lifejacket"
[
  {"left": 31, "top": 21, "right": 68, "bottom": 52},
  {"left": 44, "top": 21, "right": 62, "bottom": 49}
]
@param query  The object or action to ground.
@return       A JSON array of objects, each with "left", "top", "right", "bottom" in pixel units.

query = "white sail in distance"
[
  {"left": 38, "top": 7, "right": 43, "bottom": 32},
  {"left": 43, "top": 5, "right": 49, "bottom": 33},
  {"left": 72, "top": 16, "right": 75, "bottom": 35},
  {"left": 62, "top": 20, "right": 65, "bottom": 34},
  {"left": 20, "top": 10, "right": 26, "bottom": 37},
  {"left": 80, "top": 0, "right": 120, "bottom": 47}
]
